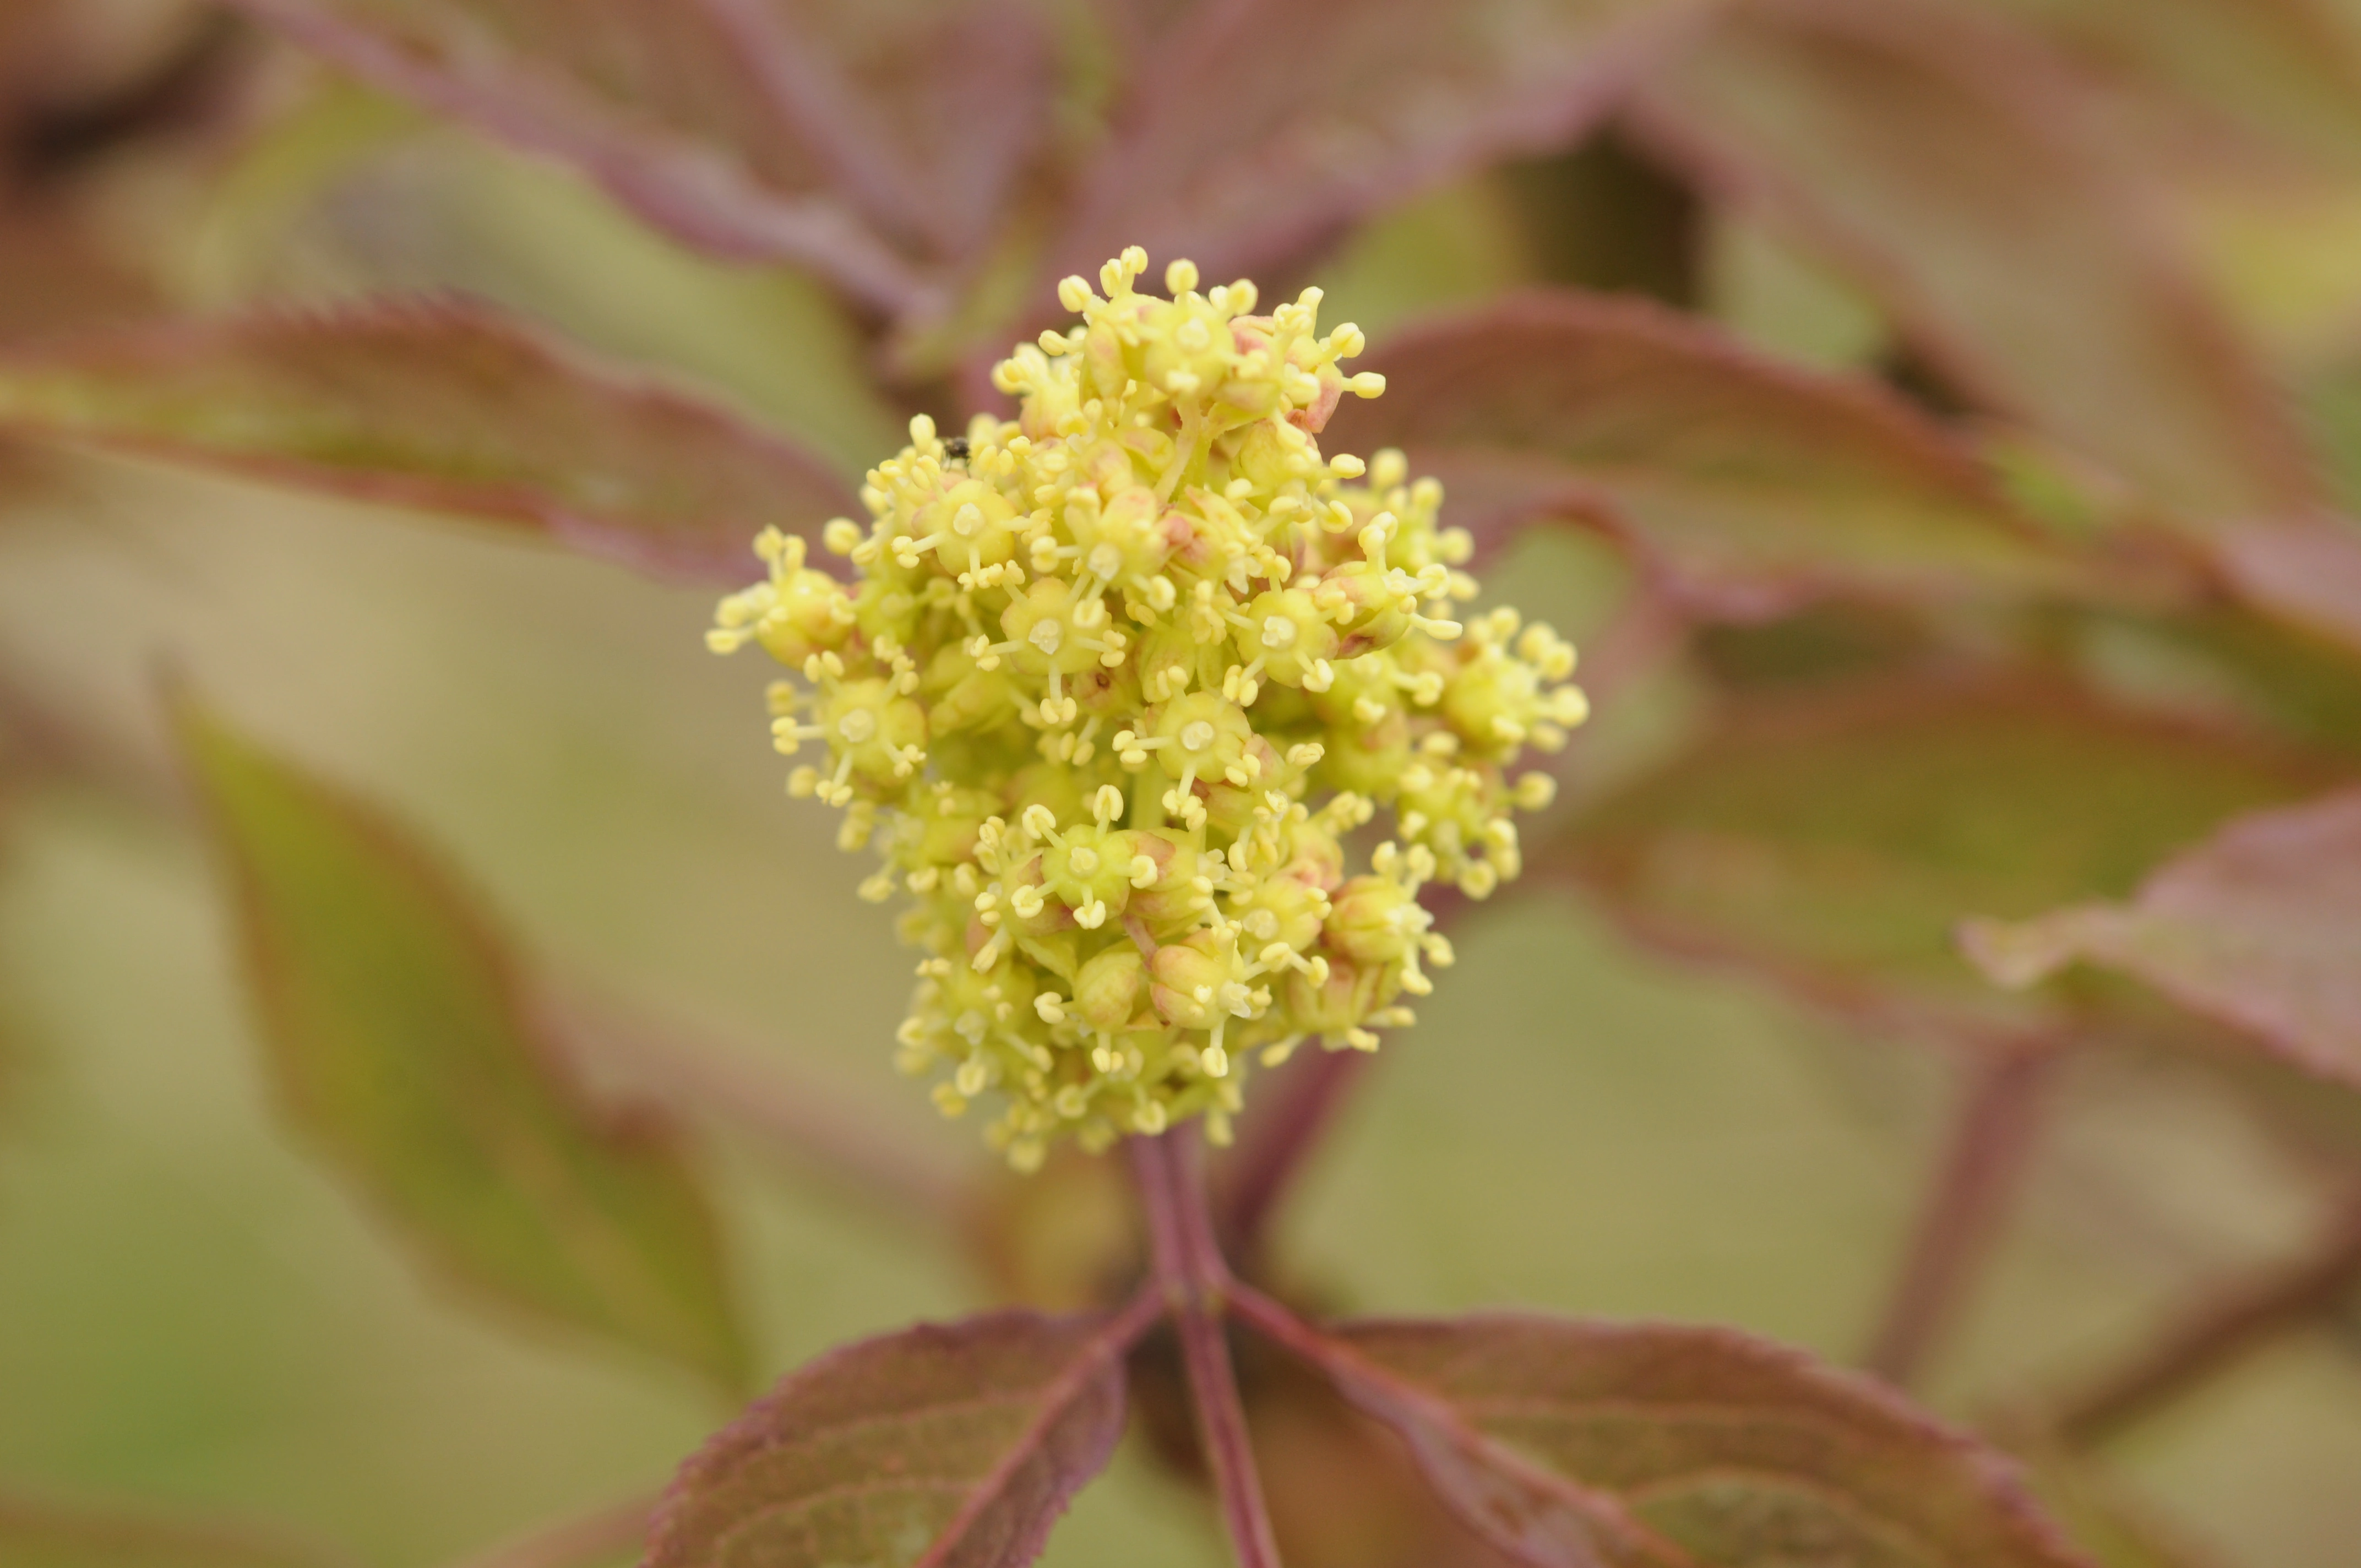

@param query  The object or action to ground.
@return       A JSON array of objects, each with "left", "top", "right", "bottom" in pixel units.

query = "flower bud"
[
  {"left": 1325, "top": 874, "right": 1427, "bottom": 966},
  {"left": 1074, "top": 945, "right": 1147, "bottom": 1032}
]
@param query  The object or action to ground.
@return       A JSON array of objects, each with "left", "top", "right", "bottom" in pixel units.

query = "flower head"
[{"left": 711, "top": 248, "right": 1585, "bottom": 1168}]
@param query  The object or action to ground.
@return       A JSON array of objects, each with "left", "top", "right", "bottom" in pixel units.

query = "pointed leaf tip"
[
  {"left": 647, "top": 1305, "right": 1150, "bottom": 1568},
  {"left": 1961, "top": 789, "right": 2361, "bottom": 1092},
  {"left": 1547, "top": 677, "right": 2333, "bottom": 1037},
  {"left": 172, "top": 692, "right": 750, "bottom": 1389}
]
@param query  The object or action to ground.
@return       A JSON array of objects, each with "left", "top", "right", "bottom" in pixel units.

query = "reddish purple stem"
[
  {"left": 2055, "top": 1188, "right": 2361, "bottom": 1446},
  {"left": 1864, "top": 1041, "right": 2054, "bottom": 1386},
  {"left": 1129, "top": 1125, "right": 1284, "bottom": 1568}
]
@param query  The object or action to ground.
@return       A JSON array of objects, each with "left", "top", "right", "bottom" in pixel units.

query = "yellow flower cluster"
[{"left": 710, "top": 249, "right": 1585, "bottom": 1168}]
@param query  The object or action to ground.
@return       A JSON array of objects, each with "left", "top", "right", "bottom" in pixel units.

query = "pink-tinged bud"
[
  {"left": 1125, "top": 830, "right": 1211, "bottom": 927},
  {"left": 1149, "top": 933, "right": 1234, "bottom": 1028},
  {"left": 1001, "top": 855, "right": 1075, "bottom": 938},
  {"left": 1199, "top": 734, "right": 1296, "bottom": 837},
  {"left": 1288, "top": 367, "right": 1343, "bottom": 433},
  {"left": 1281, "top": 819, "right": 1346, "bottom": 891},
  {"left": 1325, "top": 875, "right": 1426, "bottom": 966}
]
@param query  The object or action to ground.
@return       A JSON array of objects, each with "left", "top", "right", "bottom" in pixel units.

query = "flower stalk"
[{"left": 1130, "top": 1124, "right": 1283, "bottom": 1568}]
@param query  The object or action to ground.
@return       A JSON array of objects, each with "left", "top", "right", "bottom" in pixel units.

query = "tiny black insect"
[{"left": 944, "top": 435, "right": 971, "bottom": 462}]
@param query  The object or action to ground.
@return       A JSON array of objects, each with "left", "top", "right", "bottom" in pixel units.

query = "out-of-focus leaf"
[
  {"left": 1963, "top": 790, "right": 2361, "bottom": 1092},
  {"left": 0, "top": 298, "right": 860, "bottom": 581},
  {"left": 1269, "top": 1308, "right": 2087, "bottom": 1567},
  {"left": 2305, "top": 352, "right": 2361, "bottom": 513},
  {"left": 1312, "top": 173, "right": 1537, "bottom": 347},
  {"left": 1630, "top": 0, "right": 2320, "bottom": 526},
  {"left": 1690, "top": 601, "right": 1935, "bottom": 691},
  {"left": 191, "top": 81, "right": 902, "bottom": 476},
  {"left": 2060, "top": 598, "right": 2361, "bottom": 771},
  {"left": 1702, "top": 211, "right": 1885, "bottom": 371},
  {"left": 709, "top": 0, "right": 1053, "bottom": 260},
  {"left": 1325, "top": 293, "right": 2099, "bottom": 616},
  {"left": 2132, "top": 602, "right": 2361, "bottom": 764},
  {"left": 0, "top": 2, "right": 213, "bottom": 125},
  {"left": 1972, "top": 0, "right": 2361, "bottom": 175},
  {"left": 2177, "top": 171, "right": 2361, "bottom": 369},
  {"left": 1547, "top": 678, "right": 2335, "bottom": 1035},
  {"left": 646, "top": 1308, "right": 1145, "bottom": 1568},
  {"left": 2209, "top": 518, "right": 2361, "bottom": 657},
  {"left": 1056, "top": 0, "right": 1699, "bottom": 287},
  {"left": 175, "top": 694, "right": 751, "bottom": 1390},
  {"left": 0, "top": 215, "right": 159, "bottom": 346},
  {"left": 0, "top": 1491, "right": 347, "bottom": 1568},
  {"left": 217, "top": 0, "right": 934, "bottom": 309}
]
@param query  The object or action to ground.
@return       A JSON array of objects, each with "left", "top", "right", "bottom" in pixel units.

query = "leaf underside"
[
  {"left": 1963, "top": 788, "right": 2361, "bottom": 1091},
  {"left": 221, "top": 0, "right": 1052, "bottom": 308},
  {"left": 0, "top": 298, "right": 857, "bottom": 580},
  {"left": 1547, "top": 677, "right": 2336, "bottom": 1035},
  {"left": 1325, "top": 291, "right": 2092, "bottom": 616}
]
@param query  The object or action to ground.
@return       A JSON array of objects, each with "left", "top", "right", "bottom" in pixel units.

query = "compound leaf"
[
  {"left": 0, "top": 298, "right": 857, "bottom": 581},
  {"left": 1326, "top": 292, "right": 2099, "bottom": 616},
  {"left": 1977, "top": 0, "right": 2361, "bottom": 175},
  {"left": 1058, "top": 0, "right": 1698, "bottom": 288},
  {"left": 1631, "top": 0, "right": 2318, "bottom": 526},
  {"left": 220, "top": 0, "right": 938, "bottom": 307},
  {"left": 175, "top": 693, "right": 750, "bottom": 1390},
  {"left": 646, "top": 1308, "right": 1144, "bottom": 1568}
]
